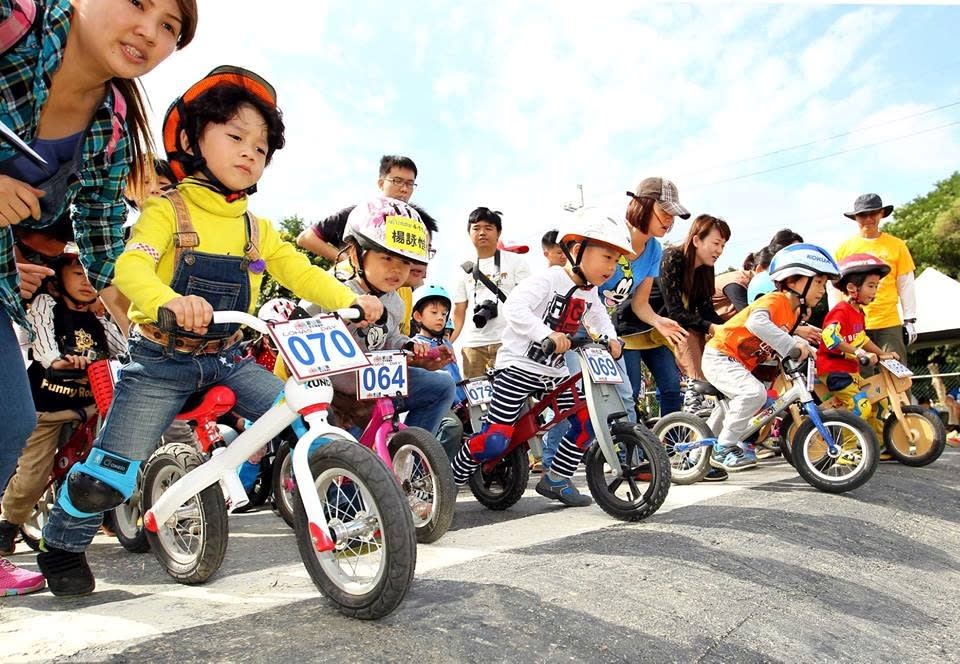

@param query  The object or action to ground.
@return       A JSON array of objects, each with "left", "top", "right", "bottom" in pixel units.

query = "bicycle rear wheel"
[
  {"left": 388, "top": 427, "right": 456, "bottom": 544},
  {"left": 294, "top": 438, "right": 416, "bottom": 620},
  {"left": 884, "top": 405, "right": 946, "bottom": 467},
  {"left": 652, "top": 412, "right": 712, "bottom": 484}
]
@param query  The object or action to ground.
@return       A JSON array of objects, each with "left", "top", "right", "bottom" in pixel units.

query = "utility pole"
[{"left": 562, "top": 184, "right": 585, "bottom": 212}]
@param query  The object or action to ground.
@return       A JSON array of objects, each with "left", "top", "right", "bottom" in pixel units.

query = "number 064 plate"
[
  {"left": 268, "top": 316, "right": 370, "bottom": 381},
  {"left": 580, "top": 347, "right": 623, "bottom": 384}
]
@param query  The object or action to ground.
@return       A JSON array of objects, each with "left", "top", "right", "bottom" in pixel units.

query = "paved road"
[{"left": 3, "top": 450, "right": 959, "bottom": 663}]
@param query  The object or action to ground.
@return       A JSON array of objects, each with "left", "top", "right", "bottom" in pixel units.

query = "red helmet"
[{"left": 837, "top": 253, "right": 891, "bottom": 290}]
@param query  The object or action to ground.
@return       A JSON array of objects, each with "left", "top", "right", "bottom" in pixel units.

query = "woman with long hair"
[{"left": 0, "top": 0, "right": 198, "bottom": 596}]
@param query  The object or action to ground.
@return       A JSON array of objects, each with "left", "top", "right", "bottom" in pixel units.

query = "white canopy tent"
[{"left": 913, "top": 267, "right": 960, "bottom": 348}]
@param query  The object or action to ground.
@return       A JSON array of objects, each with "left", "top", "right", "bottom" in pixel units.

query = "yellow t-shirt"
[
  {"left": 834, "top": 232, "right": 915, "bottom": 329},
  {"left": 117, "top": 180, "right": 357, "bottom": 324},
  {"left": 397, "top": 287, "right": 413, "bottom": 336}
]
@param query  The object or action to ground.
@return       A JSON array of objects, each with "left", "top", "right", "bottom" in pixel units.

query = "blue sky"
[{"left": 140, "top": 2, "right": 960, "bottom": 282}]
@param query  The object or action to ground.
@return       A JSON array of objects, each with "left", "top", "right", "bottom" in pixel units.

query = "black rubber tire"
[
  {"left": 652, "top": 412, "right": 713, "bottom": 485},
  {"left": 272, "top": 441, "right": 296, "bottom": 528},
  {"left": 468, "top": 445, "right": 529, "bottom": 511},
  {"left": 792, "top": 409, "right": 878, "bottom": 494},
  {"left": 388, "top": 427, "right": 456, "bottom": 544},
  {"left": 143, "top": 443, "right": 229, "bottom": 584},
  {"left": 883, "top": 405, "right": 946, "bottom": 467},
  {"left": 780, "top": 414, "right": 801, "bottom": 469},
  {"left": 293, "top": 438, "right": 416, "bottom": 620},
  {"left": 584, "top": 424, "right": 671, "bottom": 522},
  {"left": 111, "top": 492, "right": 151, "bottom": 553},
  {"left": 233, "top": 454, "right": 273, "bottom": 513}
]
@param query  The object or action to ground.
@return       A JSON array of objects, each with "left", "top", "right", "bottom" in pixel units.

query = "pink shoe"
[{"left": 0, "top": 557, "right": 45, "bottom": 596}]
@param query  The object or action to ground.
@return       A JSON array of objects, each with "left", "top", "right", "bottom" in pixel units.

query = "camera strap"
[{"left": 463, "top": 250, "right": 507, "bottom": 303}]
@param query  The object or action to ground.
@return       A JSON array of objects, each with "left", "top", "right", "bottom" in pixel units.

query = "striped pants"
[{"left": 451, "top": 366, "right": 589, "bottom": 483}]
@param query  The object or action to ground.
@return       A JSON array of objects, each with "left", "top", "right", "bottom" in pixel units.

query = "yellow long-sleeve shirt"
[{"left": 116, "top": 180, "right": 357, "bottom": 323}]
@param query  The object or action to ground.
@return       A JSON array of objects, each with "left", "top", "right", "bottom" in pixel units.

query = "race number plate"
[
  {"left": 357, "top": 352, "right": 409, "bottom": 399},
  {"left": 268, "top": 316, "right": 369, "bottom": 381},
  {"left": 880, "top": 358, "right": 913, "bottom": 378},
  {"left": 581, "top": 347, "right": 623, "bottom": 384},
  {"left": 464, "top": 378, "right": 494, "bottom": 406}
]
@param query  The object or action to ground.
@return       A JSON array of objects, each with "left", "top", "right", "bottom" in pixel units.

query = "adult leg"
[
  {"left": 641, "top": 345, "right": 683, "bottom": 416},
  {"left": 0, "top": 312, "right": 36, "bottom": 492}
]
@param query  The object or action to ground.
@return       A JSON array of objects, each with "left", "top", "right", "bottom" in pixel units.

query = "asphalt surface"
[{"left": 3, "top": 450, "right": 959, "bottom": 663}]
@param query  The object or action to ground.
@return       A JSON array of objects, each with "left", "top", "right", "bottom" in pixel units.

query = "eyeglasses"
[{"left": 383, "top": 177, "right": 417, "bottom": 190}]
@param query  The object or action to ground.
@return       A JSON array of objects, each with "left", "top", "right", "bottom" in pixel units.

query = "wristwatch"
[{"left": 903, "top": 318, "right": 916, "bottom": 324}]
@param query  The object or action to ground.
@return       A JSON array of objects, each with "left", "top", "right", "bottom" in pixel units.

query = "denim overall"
[{"left": 42, "top": 190, "right": 285, "bottom": 552}]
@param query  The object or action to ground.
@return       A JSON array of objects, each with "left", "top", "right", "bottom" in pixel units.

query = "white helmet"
[
  {"left": 769, "top": 243, "right": 840, "bottom": 284},
  {"left": 257, "top": 297, "right": 296, "bottom": 323},
  {"left": 343, "top": 196, "right": 430, "bottom": 266},
  {"left": 557, "top": 207, "right": 633, "bottom": 256}
]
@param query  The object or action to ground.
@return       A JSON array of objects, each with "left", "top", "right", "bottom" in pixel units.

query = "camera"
[{"left": 472, "top": 300, "right": 498, "bottom": 328}]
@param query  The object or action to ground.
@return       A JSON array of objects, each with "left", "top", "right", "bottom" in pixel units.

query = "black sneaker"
[
  {"left": 703, "top": 467, "right": 729, "bottom": 482},
  {"left": 0, "top": 520, "right": 17, "bottom": 556},
  {"left": 36, "top": 544, "right": 95, "bottom": 597},
  {"left": 535, "top": 475, "right": 593, "bottom": 507}
]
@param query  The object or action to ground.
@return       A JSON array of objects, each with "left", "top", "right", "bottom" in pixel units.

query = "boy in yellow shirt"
[{"left": 37, "top": 67, "right": 382, "bottom": 597}]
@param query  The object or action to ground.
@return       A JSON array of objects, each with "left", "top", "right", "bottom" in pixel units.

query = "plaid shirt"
[{"left": 1, "top": 0, "right": 129, "bottom": 330}]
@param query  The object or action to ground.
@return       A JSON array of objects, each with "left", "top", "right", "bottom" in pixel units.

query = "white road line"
[{"left": 4, "top": 464, "right": 799, "bottom": 662}]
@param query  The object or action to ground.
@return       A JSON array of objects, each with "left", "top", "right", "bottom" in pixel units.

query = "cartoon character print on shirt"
[
  {"left": 600, "top": 256, "right": 634, "bottom": 314},
  {"left": 737, "top": 319, "right": 794, "bottom": 365},
  {"left": 525, "top": 288, "right": 588, "bottom": 369},
  {"left": 360, "top": 323, "right": 388, "bottom": 351}
]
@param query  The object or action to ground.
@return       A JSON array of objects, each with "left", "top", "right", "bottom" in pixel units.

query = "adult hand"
[
  {"left": 17, "top": 262, "right": 54, "bottom": 299},
  {"left": 904, "top": 321, "right": 917, "bottom": 346},
  {"left": 162, "top": 295, "right": 213, "bottom": 334},
  {"left": 654, "top": 316, "right": 688, "bottom": 346},
  {"left": 0, "top": 175, "right": 44, "bottom": 227},
  {"left": 796, "top": 324, "right": 822, "bottom": 345}
]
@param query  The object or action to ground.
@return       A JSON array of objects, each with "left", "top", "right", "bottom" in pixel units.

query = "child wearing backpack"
[{"left": 36, "top": 66, "right": 383, "bottom": 597}]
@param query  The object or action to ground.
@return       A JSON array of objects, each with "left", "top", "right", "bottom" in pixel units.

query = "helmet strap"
[
  {"left": 353, "top": 244, "right": 385, "bottom": 297},
  {"left": 560, "top": 239, "right": 591, "bottom": 286}
]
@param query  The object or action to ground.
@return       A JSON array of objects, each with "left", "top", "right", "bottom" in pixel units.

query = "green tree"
[
  {"left": 883, "top": 171, "right": 960, "bottom": 278},
  {"left": 883, "top": 172, "right": 960, "bottom": 369},
  {"left": 256, "top": 215, "right": 333, "bottom": 308}
]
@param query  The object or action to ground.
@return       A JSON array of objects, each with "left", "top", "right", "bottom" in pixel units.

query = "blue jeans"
[
  {"left": 397, "top": 367, "right": 456, "bottom": 436},
  {"left": 43, "top": 336, "right": 284, "bottom": 552},
  {"left": 625, "top": 346, "right": 682, "bottom": 416},
  {"left": 0, "top": 309, "right": 37, "bottom": 494}
]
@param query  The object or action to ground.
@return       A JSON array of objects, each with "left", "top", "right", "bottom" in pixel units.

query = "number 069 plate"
[
  {"left": 580, "top": 347, "right": 623, "bottom": 384},
  {"left": 269, "top": 316, "right": 370, "bottom": 381}
]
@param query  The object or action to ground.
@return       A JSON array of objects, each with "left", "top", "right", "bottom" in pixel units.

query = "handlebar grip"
[
  {"left": 541, "top": 337, "right": 557, "bottom": 355},
  {"left": 337, "top": 306, "right": 389, "bottom": 325},
  {"left": 858, "top": 354, "right": 871, "bottom": 367},
  {"left": 787, "top": 347, "right": 803, "bottom": 361},
  {"left": 157, "top": 306, "right": 178, "bottom": 333}
]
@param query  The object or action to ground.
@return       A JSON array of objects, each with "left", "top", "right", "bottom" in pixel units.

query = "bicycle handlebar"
[
  {"left": 156, "top": 306, "right": 369, "bottom": 337},
  {"left": 541, "top": 335, "right": 609, "bottom": 356}
]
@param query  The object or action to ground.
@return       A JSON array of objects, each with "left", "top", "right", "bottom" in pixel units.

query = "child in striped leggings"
[{"left": 450, "top": 209, "right": 631, "bottom": 506}]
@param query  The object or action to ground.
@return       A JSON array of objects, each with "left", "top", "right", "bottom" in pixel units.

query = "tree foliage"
[
  {"left": 883, "top": 172, "right": 960, "bottom": 369},
  {"left": 883, "top": 171, "right": 960, "bottom": 279},
  {"left": 255, "top": 215, "right": 333, "bottom": 308}
]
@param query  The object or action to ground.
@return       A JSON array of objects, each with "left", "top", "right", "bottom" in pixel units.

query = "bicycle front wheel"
[
  {"left": 584, "top": 424, "right": 671, "bottom": 522},
  {"left": 793, "top": 409, "right": 878, "bottom": 493},
  {"left": 884, "top": 405, "right": 946, "bottom": 467},
  {"left": 294, "top": 438, "right": 416, "bottom": 620}
]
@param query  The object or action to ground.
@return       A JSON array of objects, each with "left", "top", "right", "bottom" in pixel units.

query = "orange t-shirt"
[{"left": 708, "top": 292, "right": 800, "bottom": 371}]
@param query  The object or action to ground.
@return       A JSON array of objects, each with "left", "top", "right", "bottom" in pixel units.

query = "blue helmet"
[
  {"left": 769, "top": 243, "right": 840, "bottom": 284},
  {"left": 412, "top": 284, "right": 452, "bottom": 313}
]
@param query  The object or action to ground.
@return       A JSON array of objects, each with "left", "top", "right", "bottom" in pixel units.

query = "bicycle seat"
[
  {"left": 690, "top": 380, "right": 722, "bottom": 398},
  {"left": 176, "top": 385, "right": 237, "bottom": 422}
]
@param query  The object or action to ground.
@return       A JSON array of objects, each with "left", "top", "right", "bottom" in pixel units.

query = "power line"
[
  {"left": 689, "top": 119, "right": 960, "bottom": 189},
  {"left": 681, "top": 100, "right": 960, "bottom": 177}
]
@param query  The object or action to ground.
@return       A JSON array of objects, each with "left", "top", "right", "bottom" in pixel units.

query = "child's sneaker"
[
  {"left": 739, "top": 444, "right": 759, "bottom": 464},
  {"left": 703, "top": 467, "right": 729, "bottom": 482},
  {"left": 711, "top": 445, "right": 758, "bottom": 472},
  {"left": 36, "top": 544, "right": 95, "bottom": 597},
  {"left": 0, "top": 520, "right": 18, "bottom": 556},
  {"left": 535, "top": 475, "right": 593, "bottom": 507},
  {"left": 1, "top": 557, "right": 45, "bottom": 596}
]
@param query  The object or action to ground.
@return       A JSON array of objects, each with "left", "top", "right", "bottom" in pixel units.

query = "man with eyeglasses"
[{"left": 297, "top": 155, "right": 425, "bottom": 262}]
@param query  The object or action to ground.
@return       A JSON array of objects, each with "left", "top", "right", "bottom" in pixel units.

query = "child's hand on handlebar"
[
  {"left": 163, "top": 295, "right": 213, "bottom": 334},
  {"left": 879, "top": 351, "right": 900, "bottom": 361},
  {"left": 547, "top": 332, "right": 571, "bottom": 354},
  {"left": 407, "top": 341, "right": 453, "bottom": 370},
  {"left": 352, "top": 295, "right": 384, "bottom": 327},
  {"left": 792, "top": 340, "right": 813, "bottom": 362},
  {"left": 608, "top": 338, "right": 623, "bottom": 360}
]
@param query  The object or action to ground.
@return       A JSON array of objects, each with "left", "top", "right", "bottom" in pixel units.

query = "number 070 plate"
[{"left": 268, "top": 316, "right": 370, "bottom": 381}]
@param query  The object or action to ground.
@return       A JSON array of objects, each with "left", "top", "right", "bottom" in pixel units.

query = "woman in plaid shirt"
[{"left": 0, "top": 0, "right": 197, "bottom": 597}]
